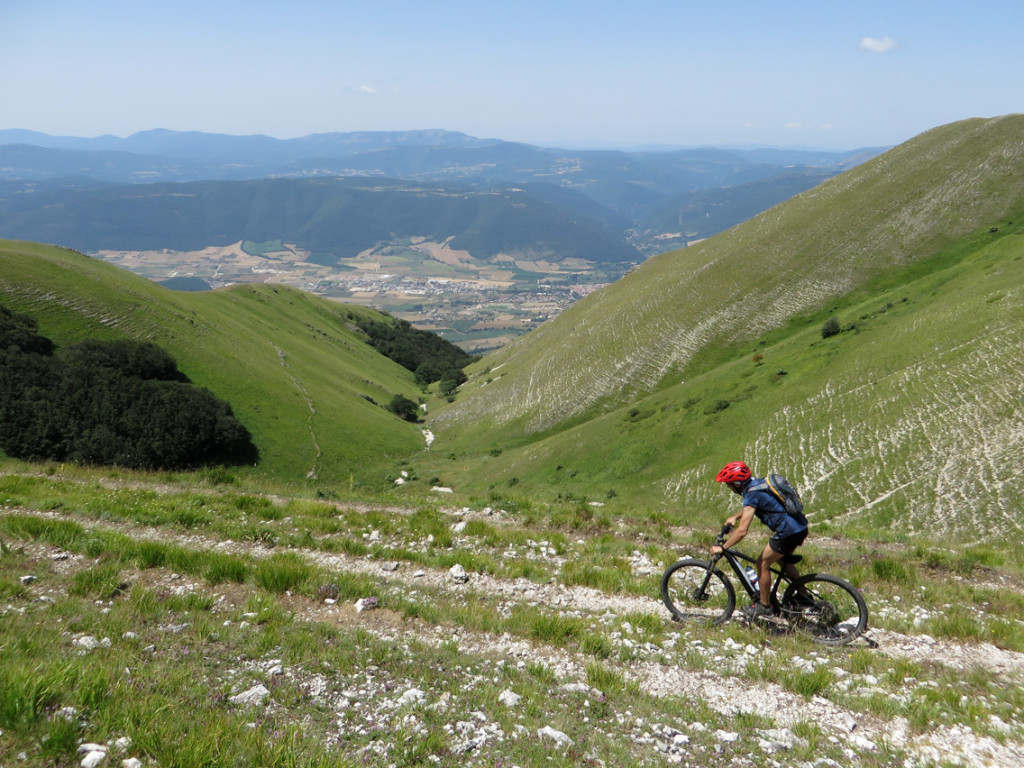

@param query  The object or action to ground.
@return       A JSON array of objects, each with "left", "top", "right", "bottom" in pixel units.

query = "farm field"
[{"left": 95, "top": 239, "right": 624, "bottom": 353}]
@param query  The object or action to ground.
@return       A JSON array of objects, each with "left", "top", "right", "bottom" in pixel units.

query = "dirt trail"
[{"left": 6, "top": 506, "right": 1024, "bottom": 767}]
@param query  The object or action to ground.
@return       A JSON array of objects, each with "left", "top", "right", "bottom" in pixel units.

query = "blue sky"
[{"left": 3, "top": 0, "right": 1022, "bottom": 149}]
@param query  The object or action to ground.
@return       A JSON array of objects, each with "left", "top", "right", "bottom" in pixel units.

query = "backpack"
[{"left": 762, "top": 473, "right": 804, "bottom": 516}]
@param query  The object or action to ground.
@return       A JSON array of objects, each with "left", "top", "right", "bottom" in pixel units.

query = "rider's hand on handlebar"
[{"left": 710, "top": 523, "right": 733, "bottom": 556}]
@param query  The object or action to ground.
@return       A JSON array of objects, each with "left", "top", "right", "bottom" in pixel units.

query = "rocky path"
[{"left": 6, "top": 503, "right": 1024, "bottom": 767}]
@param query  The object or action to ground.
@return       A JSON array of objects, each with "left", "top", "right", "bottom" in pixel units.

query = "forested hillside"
[
  {"left": 0, "top": 308, "right": 257, "bottom": 469},
  {"left": 0, "top": 178, "right": 637, "bottom": 263}
]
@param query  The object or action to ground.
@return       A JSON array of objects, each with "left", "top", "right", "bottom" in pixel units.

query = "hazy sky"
[{"left": 3, "top": 0, "right": 1022, "bottom": 150}]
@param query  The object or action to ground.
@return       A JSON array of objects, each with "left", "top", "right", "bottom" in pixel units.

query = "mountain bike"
[{"left": 660, "top": 524, "right": 868, "bottom": 646}]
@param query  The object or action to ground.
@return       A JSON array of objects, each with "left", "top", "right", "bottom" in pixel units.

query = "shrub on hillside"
[
  {"left": 387, "top": 394, "right": 420, "bottom": 423},
  {"left": 0, "top": 305, "right": 258, "bottom": 470},
  {"left": 821, "top": 316, "right": 841, "bottom": 339},
  {"left": 0, "top": 306, "right": 55, "bottom": 355},
  {"left": 438, "top": 367, "right": 468, "bottom": 397},
  {"left": 59, "top": 338, "right": 187, "bottom": 382}
]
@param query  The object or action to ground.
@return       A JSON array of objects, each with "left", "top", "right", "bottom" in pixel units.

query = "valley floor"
[{"left": 93, "top": 241, "right": 626, "bottom": 353}]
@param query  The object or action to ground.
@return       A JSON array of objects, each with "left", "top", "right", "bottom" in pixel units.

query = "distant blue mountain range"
[{"left": 0, "top": 129, "right": 886, "bottom": 260}]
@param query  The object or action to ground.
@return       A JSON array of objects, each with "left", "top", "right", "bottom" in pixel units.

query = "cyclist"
[{"left": 710, "top": 461, "right": 808, "bottom": 622}]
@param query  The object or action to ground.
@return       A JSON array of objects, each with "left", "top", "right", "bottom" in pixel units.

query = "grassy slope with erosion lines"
[
  {"left": 414, "top": 223, "right": 1024, "bottom": 540},
  {"left": 434, "top": 116, "right": 1024, "bottom": 437},
  {"left": 414, "top": 117, "right": 1024, "bottom": 540},
  {"left": 0, "top": 240, "right": 424, "bottom": 486}
]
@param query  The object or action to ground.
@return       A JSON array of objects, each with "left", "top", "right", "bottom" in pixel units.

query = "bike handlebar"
[{"left": 714, "top": 522, "right": 734, "bottom": 546}]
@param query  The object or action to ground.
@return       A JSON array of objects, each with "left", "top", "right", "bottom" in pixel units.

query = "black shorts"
[{"left": 769, "top": 528, "right": 808, "bottom": 555}]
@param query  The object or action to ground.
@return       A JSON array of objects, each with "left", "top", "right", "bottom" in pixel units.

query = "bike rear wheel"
[
  {"left": 660, "top": 559, "right": 736, "bottom": 625},
  {"left": 781, "top": 573, "right": 868, "bottom": 646}
]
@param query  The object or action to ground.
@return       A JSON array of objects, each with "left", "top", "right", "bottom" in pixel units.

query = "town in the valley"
[{"left": 95, "top": 238, "right": 628, "bottom": 353}]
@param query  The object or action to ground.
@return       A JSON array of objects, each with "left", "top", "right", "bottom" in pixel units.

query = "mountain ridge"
[
  {"left": 0, "top": 176, "right": 638, "bottom": 263},
  {"left": 0, "top": 128, "right": 883, "bottom": 258},
  {"left": 0, "top": 126, "right": 870, "bottom": 160}
]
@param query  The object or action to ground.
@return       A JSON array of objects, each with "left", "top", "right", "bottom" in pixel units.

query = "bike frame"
[{"left": 711, "top": 547, "right": 792, "bottom": 605}]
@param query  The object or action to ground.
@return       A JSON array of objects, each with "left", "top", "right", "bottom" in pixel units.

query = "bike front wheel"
[
  {"left": 781, "top": 573, "right": 868, "bottom": 646},
  {"left": 660, "top": 559, "right": 736, "bottom": 625}
]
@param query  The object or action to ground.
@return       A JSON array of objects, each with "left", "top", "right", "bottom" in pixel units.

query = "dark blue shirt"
[{"left": 743, "top": 478, "right": 807, "bottom": 537}]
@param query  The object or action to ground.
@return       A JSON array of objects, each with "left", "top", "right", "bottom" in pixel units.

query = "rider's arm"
[{"left": 711, "top": 505, "right": 756, "bottom": 554}]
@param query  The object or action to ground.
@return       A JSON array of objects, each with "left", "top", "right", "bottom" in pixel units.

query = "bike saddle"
[{"left": 782, "top": 554, "right": 803, "bottom": 565}]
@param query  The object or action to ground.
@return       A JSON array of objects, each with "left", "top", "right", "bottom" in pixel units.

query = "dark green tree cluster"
[
  {"left": 436, "top": 367, "right": 468, "bottom": 397},
  {"left": 0, "top": 306, "right": 258, "bottom": 470},
  {"left": 386, "top": 394, "right": 420, "bottom": 423},
  {"left": 349, "top": 313, "right": 475, "bottom": 389}
]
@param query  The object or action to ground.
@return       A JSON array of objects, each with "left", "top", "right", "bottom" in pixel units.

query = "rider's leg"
[
  {"left": 768, "top": 529, "right": 810, "bottom": 600},
  {"left": 757, "top": 543, "right": 785, "bottom": 606},
  {"left": 781, "top": 561, "right": 801, "bottom": 582},
  {"left": 781, "top": 560, "right": 814, "bottom": 600}
]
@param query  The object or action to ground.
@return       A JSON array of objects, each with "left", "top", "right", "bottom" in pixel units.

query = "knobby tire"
[
  {"left": 660, "top": 559, "right": 736, "bottom": 626},
  {"left": 781, "top": 572, "right": 868, "bottom": 646}
]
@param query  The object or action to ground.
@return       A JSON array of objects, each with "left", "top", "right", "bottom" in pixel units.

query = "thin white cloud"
[
  {"left": 859, "top": 36, "right": 896, "bottom": 54},
  {"left": 359, "top": 84, "right": 378, "bottom": 94},
  {"left": 784, "top": 122, "right": 833, "bottom": 133}
]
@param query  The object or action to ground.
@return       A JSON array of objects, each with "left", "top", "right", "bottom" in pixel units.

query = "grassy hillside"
[
  {"left": 0, "top": 240, "right": 425, "bottom": 488},
  {"left": 435, "top": 116, "right": 1024, "bottom": 438},
  {"left": 418, "top": 116, "right": 1024, "bottom": 539},
  {"left": 420, "top": 226, "right": 1024, "bottom": 534}
]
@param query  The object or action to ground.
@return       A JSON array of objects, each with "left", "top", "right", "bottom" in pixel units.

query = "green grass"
[
  {"left": 0, "top": 239, "right": 424, "bottom": 488},
  {"left": 68, "top": 562, "right": 129, "bottom": 599},
  {"left": 419, "top": 221, "right": 1024, "bottom": 544},
  {"left": 871, "top": 557, "right": 913, "bottom": 584},
  {"left": 4, "top": 464, "right": 1022, "bottom": 766},
  {"left": 252, "top": 552, "right": 317, "bottom": 593}
]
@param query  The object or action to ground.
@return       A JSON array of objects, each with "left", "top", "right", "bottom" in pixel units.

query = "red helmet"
[{"left": 715, "top": 461, "right": 751, "bottom": 483}]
